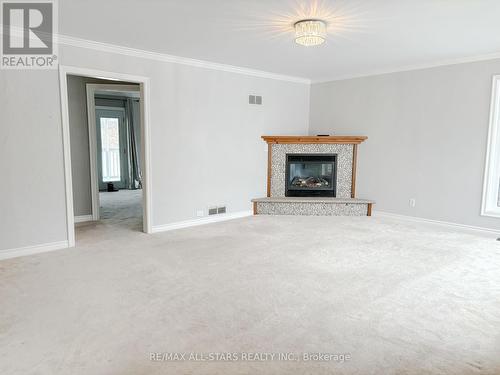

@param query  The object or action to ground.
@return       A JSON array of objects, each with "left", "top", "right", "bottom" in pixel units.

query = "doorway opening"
[
  {"left": 87, "top": 84, "right": 143, "bottom": 228},
  {"left": 59, "top": 66, "right": 152, "bottom": 247}
]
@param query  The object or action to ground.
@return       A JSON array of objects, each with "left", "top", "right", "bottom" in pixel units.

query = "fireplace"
[
  {"left": 285, "top": 153, "right": 337, "bottom": 197},
  {"left": 252, "top": 135, "right": 373, "bottom": 216}
]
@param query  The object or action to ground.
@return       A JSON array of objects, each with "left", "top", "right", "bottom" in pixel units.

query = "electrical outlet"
[
  {"left": 409, "top": 198, "right": 416, "bottom": 208},
  {"left": 196, "top": 210, "right": 204, "bottom": 217}
]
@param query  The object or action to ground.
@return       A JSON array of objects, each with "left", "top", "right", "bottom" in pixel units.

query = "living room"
[{"left": 1, "top": 1, "right": 499, "bottom": 374}]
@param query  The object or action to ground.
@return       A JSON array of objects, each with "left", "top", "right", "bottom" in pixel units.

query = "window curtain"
[
  {"left": 497, "top": 177, "right": 500, "bottom": 207},
  {"left": 126, "top": 98, "right": 142, "bottom": 189}
]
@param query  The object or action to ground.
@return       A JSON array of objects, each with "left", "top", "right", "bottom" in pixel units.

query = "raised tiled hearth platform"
[{"left": 252, "top": 197, "right": 374, "bottom": 216}]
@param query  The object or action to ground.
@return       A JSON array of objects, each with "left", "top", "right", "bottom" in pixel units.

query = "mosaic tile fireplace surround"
[{"left": 252, "top": 135, "right": 374, "bottom": 216}]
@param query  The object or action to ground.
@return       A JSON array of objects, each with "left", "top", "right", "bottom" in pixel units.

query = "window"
[
  {"left": 482, "top": 75, "right": 500, "bottom": 217},
  {"left": 100, "top": 117, "right": 121, "bottom": 182}
]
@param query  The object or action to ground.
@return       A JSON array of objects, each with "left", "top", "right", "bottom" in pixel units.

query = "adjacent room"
[
  {"left": 67, "top": 75, "right": 145, "bottom": 236},
  {"left": 1, "top": 1, "right": 500, "bottom": 374}
]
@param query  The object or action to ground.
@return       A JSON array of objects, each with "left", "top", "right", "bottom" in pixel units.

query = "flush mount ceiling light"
[{"left": 294, "top": 19, "right": 327, "bottom": 46}]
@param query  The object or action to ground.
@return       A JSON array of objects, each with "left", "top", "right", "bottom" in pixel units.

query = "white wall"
[
  {"left": 8, "top": 39, "right": 498, "bottom": 252},
  {"left": 309, "top": 59, "right": 500, "bottom": 230},
  {"left": 0, "top": 44, "right": 310, "bottom": 251},
  {"left": 0, "top": 70, "right": 68, "bottom": 249}
]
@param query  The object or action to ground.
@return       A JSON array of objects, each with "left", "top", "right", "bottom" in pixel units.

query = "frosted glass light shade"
[{"left": 294, "top": 20, "right": 327, "bottom": 46}]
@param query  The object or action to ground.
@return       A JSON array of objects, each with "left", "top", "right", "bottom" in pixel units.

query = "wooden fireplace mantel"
[{"left": 261, "top": 135, "right": 368, "bottom": 145}]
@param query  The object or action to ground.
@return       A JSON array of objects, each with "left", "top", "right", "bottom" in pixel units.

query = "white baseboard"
[
  {"left": 374, "top": 211, "right": 500, "bottom": 236},
  {"left": 0, "top": 241, "right": 69, "bottom": 261},
  {"left": 75, "top": 215, "right": 93, "bottom": 223},
  {"left": 152, "top": 210, "right": 253, "bottom": 233}
]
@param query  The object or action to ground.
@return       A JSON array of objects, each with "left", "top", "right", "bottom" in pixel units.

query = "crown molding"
[
  {"left": 57, "top": 34, "right": 311, "bottom": 85},
  {"left": 312, "top": 51, "right": 500, "bottom": 84},
  {"left": 10, "top": 31, "right": 500, "bottom": 85}
]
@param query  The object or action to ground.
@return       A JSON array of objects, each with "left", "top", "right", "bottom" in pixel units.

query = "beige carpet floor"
[
  {"left": 1, "top": 195, "right": 500, "bottom": 374},
  {"left": 98, "top": 189, "right": 143, "bottom": 231}
]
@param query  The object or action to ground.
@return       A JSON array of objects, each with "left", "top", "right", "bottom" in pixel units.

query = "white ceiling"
[{"left": 60, "top": 0, "right": 500, "bottom": 82}]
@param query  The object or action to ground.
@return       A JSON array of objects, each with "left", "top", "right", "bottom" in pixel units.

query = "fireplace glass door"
[{"left": 285, "top": 154, "right": 337, "bottom": 197}]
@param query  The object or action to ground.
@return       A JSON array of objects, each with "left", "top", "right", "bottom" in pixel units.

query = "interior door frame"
[
  {"left": 95, "top": 106, "right": 128, "bottom": 192},
  {"left": 88, "top": 89, "right": 137, "bottom": 220},
  {"left": 59, "top": 65, "right": 153, "bottom": 247}
]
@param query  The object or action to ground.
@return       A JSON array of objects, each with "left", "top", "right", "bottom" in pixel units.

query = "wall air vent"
[{"left": 249, "top": 95, "right": 262, "bottom": 105}]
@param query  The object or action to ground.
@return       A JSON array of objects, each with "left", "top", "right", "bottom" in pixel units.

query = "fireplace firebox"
[{"left": 285, "top": 154, "right": 337, "bottom": 197}]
